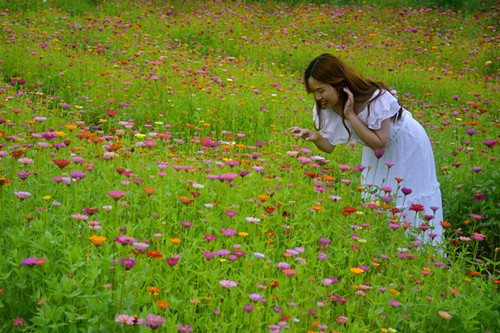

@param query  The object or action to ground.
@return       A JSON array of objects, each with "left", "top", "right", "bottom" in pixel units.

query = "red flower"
[
  {"left": 409, "top": 204, "right": 425, "bottom": 212},
  {"left": 53, "top": 159, "right": 70, "bottom": 169},
  {"left": 106, "top": 110, "right": 118, "bottom": 117},
  {"left": 263, "top": 206, "right": 275, "bottom": 214},
  {"left": 0, "top": 178, "right": 12, "bottom": 185},
  {"left": 342, "top": 206, "right": 357, "bottom": 216},
  {"left": 11, "top": 150, "right": 24, "bottom": 158},
  {"left": 147, "top": 251, "right": 163, "bottom": 259}
]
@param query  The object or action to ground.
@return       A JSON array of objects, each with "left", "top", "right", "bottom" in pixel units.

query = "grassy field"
[{"left": 0, "top": 0, "right": 498, "bottom": 332}]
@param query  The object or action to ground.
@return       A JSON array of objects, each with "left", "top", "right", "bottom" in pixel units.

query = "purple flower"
[
  {"left": 140, "top": 315, "right": 165, "bottom": 329},
  {"left": 120, "top": 258, "right": 137, "bottom": 270},
  {"left": 21, "top": 257, "right": 47, "bottom": 267},
  {"left": 177, "top": 324, "right": 194, "bottom": 332},
  {"left": 203, "top": 251, "right": 215, "bottom": 260},
  {"left": 219, "top": 280, "right": 237, "bottom": 288},
  {"left": 14, "top": 191, "right": 31, "bottom": 200},
  {"left": 16, "top": 171, "right": 33, "bottom": 180},
  {"left": 243, "top": 305, "right": 254, "bottom": 312},
  {"left": 71, "top": 171, "right": 87, "bottom": 179},
  {"left": 388, "top": 300, "right": 401, "bottom": 307},
  {"left": 318, "top": 237, "right": 331, "bottom": 245}
]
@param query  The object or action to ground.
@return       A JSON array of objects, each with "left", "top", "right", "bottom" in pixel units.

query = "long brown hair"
[{"left": 304, "top": 53, "right": 402, "bottom": 137}]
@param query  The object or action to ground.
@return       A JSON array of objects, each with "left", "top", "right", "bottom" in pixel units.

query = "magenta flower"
[
  {"left": 224, "top": 210, "right": 238, "bottom": 217},
  {"left": 318, "top": 238, "right": 331, "bottom": 245},
  {"left": 13, "top": 317, "right": 25, "bottom": 327},
  {"left": 243, "top": 305, "right": 254, "bottom": 312},
  {"left": 166, "top": 258, "right": 179, "bottom": 266},
  {"left": 107, "top": 190, "right": 126, "bottom": 201},
  {"left": 204, "top": 234, "right": 216, "bottom": 242},
  {"left": 336, "top": 316, "right": 348, "bottom": 324},
  {"left": 177, "top": 324, "right": 194, "bottom": 332},
  {"left": 401, "top": 187, "right": 412, "bottom": 195},
  {"left": 221, "top": 228, "right": 238, "bottom": 236},
  {"left": 120, "top": 258, "right": 137, "bottom": 270},
  {"left": 374, "top": 150, "right": 385, "bottom": 159},
  {"left": 114, "top": 236, "right": 136, "bottom": 245}
]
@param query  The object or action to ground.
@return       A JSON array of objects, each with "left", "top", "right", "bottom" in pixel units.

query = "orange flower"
[
  {"left": 257, "top": 195, "right": 270, "bottom": 202},
  {"left": 144, "top": 187, "right": 156, "bottom": 196},
  {"left": 311, "top": 205, "right": 324, "bottom": 212},
  {"left": 169, "top": 238, "right": 181, "bottom": 244},
  {"left": 65, "top": 124, "right": 77, "bottom": 131},
  {"left": 440, "top": 221, "right": 451, "bottom": 228},
  {"left": 491, "top": 279, "right": 500, "bottom": 284},
  {"left": 89, "top": 235, "right": 107, "bottom": 247},
  {"left": 81, "top": 132, "right": 94, "bottom": 139},
  {"left": 147, "top": 286, "right": 160, "bottom": 296},
  {"left": 178, "top": 196, "right": 194, "bottom": 205},
  {"left": 449, "top": 288, "right": 460, "bottom": 295},
  {"left": 89, "top": 137, "right": 104, "bottom": 144},
  {"left": 156, "top": 300, "right": 169, "bottom": 309}
]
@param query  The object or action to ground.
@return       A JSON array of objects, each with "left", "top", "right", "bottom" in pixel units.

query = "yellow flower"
[
  {"left": 54, "top": 131, "right": 67, "bottom": 137},
  {"left": 350, "top": 267, "right": 365, "bottom": 274},
  {"left": 238, "top": 232, "right": 248, "bottom": 237},
  {"left": 99, "top": 119, "right": 107, "bottom": 123},
  {"left": 42, "top": 196, "right": 52, "bottom": 200},
  {"left": 134, "top": 133, "right": 146, "bottom": 139},
  {"left": 89, "top": 235, "right": 107, "bottom": 247}
]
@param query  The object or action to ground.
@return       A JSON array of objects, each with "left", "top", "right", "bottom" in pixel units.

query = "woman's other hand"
[{"left": 290, "top": 127, "right": 320, "bottom": 142}]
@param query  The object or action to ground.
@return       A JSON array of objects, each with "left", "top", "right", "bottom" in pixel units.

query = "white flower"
[{"left": 253, "top": 252, "right": 265, "bottom": 259}]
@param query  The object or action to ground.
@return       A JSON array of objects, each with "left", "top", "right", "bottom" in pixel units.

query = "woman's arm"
[
  {"left": 289, "top": 126, "right": 336, "bottom": 153},
  {"left": 342, "top": 87, "right": 390, "bottom": 151}
]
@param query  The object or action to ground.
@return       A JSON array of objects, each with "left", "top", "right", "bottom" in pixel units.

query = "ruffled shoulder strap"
[{"left": 361, "top": 90, "right": 401, "bottom": 130}]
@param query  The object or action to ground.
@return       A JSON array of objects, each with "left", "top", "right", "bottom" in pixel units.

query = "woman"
[{"left": 290, "top": 53, "right": 443, "bottom": 245}]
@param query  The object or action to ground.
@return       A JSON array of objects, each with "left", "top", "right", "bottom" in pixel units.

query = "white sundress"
[{"left": 313, "top": 89, "right": 444, "bottom": 245}]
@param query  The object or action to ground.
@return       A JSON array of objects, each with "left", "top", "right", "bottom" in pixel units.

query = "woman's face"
[{"left": 307, "top": 76, "right": 340, "bottom": 111}]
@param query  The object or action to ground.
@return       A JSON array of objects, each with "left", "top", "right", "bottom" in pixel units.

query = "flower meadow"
[{"left": 0, "top": 0, "right": 498, "bottom": 332}]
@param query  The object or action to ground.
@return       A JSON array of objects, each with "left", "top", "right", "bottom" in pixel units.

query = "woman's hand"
[
  {"left": 342, "top": 86, "right": 355, "bottom": 118},
  {"left": 289, "top": 126, "right": 336, "bottom": 153},
  {"left": 290, "top": 126, "right": 320, "bottom": 142}
]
